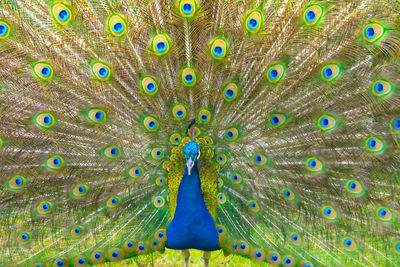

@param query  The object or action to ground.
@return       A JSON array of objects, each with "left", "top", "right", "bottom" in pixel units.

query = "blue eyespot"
[
  {"left": 158, "top": 232, "right": 165, "bottom": 238},
  {"left": 111, "top": 251, "right": 120, "bottom": 258},
  {"left": 255, "top": 251, "right": 262, "bottom": 258},
  {"left": 201, "top": 115, "right": 208, "bottom": 121},
  {"left": 292, "top": 234, "right": 298, "bottom": 241},
  {"left": 321, "top": 117, "right": 329, "bottom": 127},
  {"left": 113, "top": 22, "right": 124, "bottom": 33},
  {"left": 94, "top": 252, "right": 102, "bottom": 259},
  {"left": 269, "top": 69, "right": 279, "bottom": 80},
  {"left": 284, "top": 258, "right": 292, "bottom": 264},
  {"left": 42, "top": 203, "right": 50, "bottom": 211},
  {"left": 324, "top": 207, "right": 332, "bottom": 216},
  {"left": 271, "top": 115, "right": 279, "bottom": 125},
  {"left": 176, "top": 110, "right": 184, "bottom": 118},
  {"left": 392, "top": 118, "right": 400, "bottom": 130},
  {"left": 225, "top": 89, "right": 234, "bottom": 98},
  {"left": 156, "top": 42, "right": 167, "bottom": 52},
  {"left": 271, "top": 254, "right": 278, "bottom": 261},
  {"left": 15, "top": 177, "right": 23, "bottom": 186},
  {"left": 306, "top": 10, "right": 316, "bottom": 22},
  {"left": 78, "top": 258, "right": 86, "bottom": 265},
  {"left": 41, "top": 66, "right": 51, "bottom": 77},
  {"left": 74, "top": 227, "right": 81, "bottom": 234},
  {"left": 323, "top": 67, "right": 333, "bottom": 79},
  {"left": 111, "top": 197, "right": 118, "bottom": 204},
  {"left": 53, "top": 157, "right": 61, "bottom": 166},
  {"left": 348, "top": 181, "right": 356, "bottom": 191},
  {"left": 284, "top": 190, "right": 291, "bottom": 197},
  {"left": 111, "top": 148, "right": 118, "bottom": 156},
  {"left": 213, "top": 46, "right": 223, "bottom": 56},
  {"left": 127, "top": 241, "right": 134, "bottom": 247},
  {"left": 58, "top": 9, "right": 69, "bottom": 21},
  {"left": 95, "top": 111, "right": 103, "bottom": 121},
  {"left": 365, "top": 26, "right": 375, "bottom": 39},
  {"left": 240, "top": 243, "right": 246, "bottom": 249},
  {"left": 182, "top": 4, "right": 193, "bottom": 14},
  {"left": 309, "top": 159, "right": 316, "bottom": 168},
  {"left": 43, "top": 115, "right": 52, "bottom": 125},
  {"left": 232, "top": 243, "right": 237, "bottom": 249},
  {"left": 254, "top": 155, "right": 262, "bottom": 163},
  {"left": 138, "top": 244, "right": 145, "bottom": 250},
  {"left": 379, "top": 208, "right": 387, "bottom": 217},
  {"left": 148, "top": 120, "right": 156, "bottom": 129},
  {"left": 226, "top": 130, "right": 233, "bottom": 139},
  {"left": 247, "top": 18, "right": 258, "bottom": 29},
  {"left": 344, "top": 238, "right": 352, "bottom": 247},
  {"left": 146, "top": 82, "right": 156, "bottom": 92},
  {"left": 98, "top": 67, "right": 109, "bottom": 78},
  {"left": 184, "top": 74, "right": 193, "bottom": 83},
  {"left": 57, "top": 260, "right": 65, "bottom": 267},
  {"left": 368, "top": 138, "right": 376, "bottom": 149},
  {"left": 375, "top": 82, "right": 383, "bottom": 93}
]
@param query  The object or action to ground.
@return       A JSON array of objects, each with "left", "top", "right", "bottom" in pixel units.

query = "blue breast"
[{"left": 166, "top": 163, "right": 219, "bottom": 251}]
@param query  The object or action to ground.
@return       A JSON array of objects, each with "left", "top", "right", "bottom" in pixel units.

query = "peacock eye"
[
  {"left": 210, "top": 37, "right": 228, "bottom": 60},
  {"left": 151, "top": 33, "right": 171, "bottom": 56},
  {"left": 245, "top": 10, "right": 263, "bottom": 33},
  {"left": 51, "top": 3, "right": 71, "bottom": 25},
  {"left": 0, "top": 21, "right": 10, "bottom": 39},
  {"left": 91, "top": 61, "right": 111, "bottom": 81},
  {"left": 108, "top": 14, "right": 127, "bottom": 36}
]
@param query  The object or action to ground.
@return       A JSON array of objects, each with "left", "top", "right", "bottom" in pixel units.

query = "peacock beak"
[{"left": 186, "top": 158, "right": 194, "bottom": 175}]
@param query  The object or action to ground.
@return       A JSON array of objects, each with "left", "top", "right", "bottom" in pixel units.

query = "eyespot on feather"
[
  {"left": 8, "top": 175, "right": 26, "bottom": 191},
  {"left": 51, "top": 3, "right": 71, "bottom": 25},
  {"left": 364, "top": 136, "right": 386, "bottom": 154},
  {"left": 181, "top": 66, "right": 197, "bottom": 87},
  {"left": 371, "top": 79, "right": 393, "bottom": 98},
  {"left": 141, "top": 76, "right": 159, "bottom": 96},
  {"left": 303, "top": 4, "right": 323, "bottom": 26},
  {"left": 33, "top": 112, "right": 56, "bottom": 129},
  {"left": 45, "top": 155, "right": 64, "bottom": 170},
  {"left": 91, "top": 61, "right": 111, "bottom": 81},
  {"left": 0, "top": 20, "right": 10, "bottom": 39},
  {"left": 266, "top": 63, "right": 285, "bottom": 83},
  {"left": 245, "top": 10, "right": 263, "bottom": 33},
  {"left": 317, "top": 114, "right": 338, "bottom": 132},
  {"left": 85, "top": 108, "right": 107, "bottom": 124},
  {"left": 90, "top": 250, "right": 105, "bottom": 264},
  {"left": 363, "top": 22, "right": 385, "bottom": 43},
  {"left": 224, "top": 127, "right": 239, "bottom": 141},
  {"left": 106, "top": 196, "right": 120, "bottom": 208},
  {"left": 305, "top": 156, "right": 324, "bottom": 172},
  {"left": 33, "top": 61, "right": 54, "bottom": 80},
  {"left": 150, "top": 33, "right": 172, "bottom": 56},
  {"left": 268, "top": 112, "right": 288, "bottom": 128},
  {"left": 321, "top": 63, "right": 341, "bottom": 81},
  {"left": 267, "top": 251, "right": 281, "bottom": 265},
  {"left": 209, "top": 37, "right": 228, "bottom": 61},
  {"left": 178, "top": 0, "right": 198, "bottom": 18},
  {"left": 198, "top": 109, "right": 212, "bottom": 124},
  {"left": 153, "top": 196, "right": 165, "bottom": 208},
  {"left": 107, "top": 14, "right": 127, "bottom": 37},
  {"left": 322, "top": 205, "right": 338, "bottom": 220},
  {"left": 376, "top": 206, "right": 393, "bottom": 222},
  {"left": 103, "top": 145, "right": 121, "bottom": 159},
  {"left": 221, "top": 82, "right": 239, "bottom": 102},
  {"left": 108, "top": 248, "right": 124, "bottom": 262},
  {"left": 143, "top": 116, "right": 159, "bottom": 132}
]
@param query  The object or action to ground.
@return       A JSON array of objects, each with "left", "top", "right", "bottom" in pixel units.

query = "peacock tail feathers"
[{"left": 0, "top": 0, "right": 400, "bottom": 266}]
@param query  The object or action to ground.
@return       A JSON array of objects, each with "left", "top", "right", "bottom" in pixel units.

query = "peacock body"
[{"left": 0, "top": 0, "right": 400, "bottom": 266}]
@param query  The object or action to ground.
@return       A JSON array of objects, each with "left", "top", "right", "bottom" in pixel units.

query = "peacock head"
[{"left": 184, "top": 141, "right": 200, "bottom": 175}]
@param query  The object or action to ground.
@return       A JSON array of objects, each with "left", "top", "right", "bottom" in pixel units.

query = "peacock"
[{"left": 1, "top": 0, "right": 400, "bottom": 266}]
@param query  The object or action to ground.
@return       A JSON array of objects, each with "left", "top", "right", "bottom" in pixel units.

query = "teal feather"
[{"left": 0, "top": 0, "right": 400, "bottom": 266}]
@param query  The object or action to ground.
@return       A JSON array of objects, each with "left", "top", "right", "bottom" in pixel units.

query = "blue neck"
[{"left": 166, "top": 162, "right": 219, "bottom": 251}]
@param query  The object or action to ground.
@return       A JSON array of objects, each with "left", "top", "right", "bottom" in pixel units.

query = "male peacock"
[{"left": 0, "top": 0, "right": 400, "bottom": 266}]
